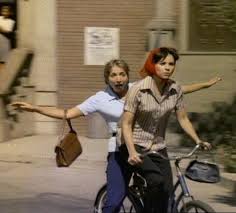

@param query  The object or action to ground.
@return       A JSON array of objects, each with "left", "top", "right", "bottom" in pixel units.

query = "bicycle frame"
[
  {"left": 130, "top": 158, "right": 196, "bottom": 213},
  {"left": 168, "top": 159, "right": 194, "bottom": 213},
  {"left": 132, "top": 145, "right": 201, "bottom": 212},
  {"left": 94, "top": 144, "right": 216, "bottom": 213}
]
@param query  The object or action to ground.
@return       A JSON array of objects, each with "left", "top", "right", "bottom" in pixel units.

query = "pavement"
[{"left": 0, "top": 134, "right": 235, "bottom": 195}]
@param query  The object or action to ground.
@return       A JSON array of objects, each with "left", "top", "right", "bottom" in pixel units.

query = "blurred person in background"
[{"left": 0, "top": 5, "right": 15, "bottom": 63}]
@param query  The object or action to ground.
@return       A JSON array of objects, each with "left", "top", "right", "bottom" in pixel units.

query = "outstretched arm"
[
  {"left": 176, "top": 108, "right": 211, "bottom": 150},
  {"left": 11, "top": 102, "right": 83, "bottom": 119},
  {"left": 181, "top": 76, "right": 221, "bottom": 94}
]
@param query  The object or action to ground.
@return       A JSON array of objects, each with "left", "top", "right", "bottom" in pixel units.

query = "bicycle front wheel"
[
  {"left": 180, "top": 200, "right": 216, "bottom": 213},
  {"left": 94, "top": 186, "right": 142, "bottom": 213}
]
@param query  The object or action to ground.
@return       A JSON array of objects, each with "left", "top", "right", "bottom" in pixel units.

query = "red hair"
[
  {"left": 139, "top": 48, "right": 160, "bottom": 78},
  {"left": 139, "top": 47, "right": 179, "bottom": 78}
]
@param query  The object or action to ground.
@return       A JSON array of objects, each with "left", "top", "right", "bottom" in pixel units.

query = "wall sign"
[{"left": 84, "top": 27, "right": 120, "bottom": 65}]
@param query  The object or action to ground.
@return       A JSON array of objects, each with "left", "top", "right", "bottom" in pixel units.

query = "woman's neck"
[
  {"left": 153, "top": 75, "right": 167, "bottom": 95},
  {"left": 110, "top": 86, "right": 128, "bottom": 99},
  {"left": 118, "top": 88, "right": 128, "bottom": 99}
]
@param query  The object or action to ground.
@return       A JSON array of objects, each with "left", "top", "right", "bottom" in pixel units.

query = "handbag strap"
[
  {"left": 59, "top": 109, "right": 76, "bottom": 143},
  {"left": 59, "top": 109, "right": 67, "bottom": 142},
  {"left": 66, "top": 118, "right": 76, "bottom": 133},
  {"left": 63, "top": 109, "right": 76, "bottom": 133}
]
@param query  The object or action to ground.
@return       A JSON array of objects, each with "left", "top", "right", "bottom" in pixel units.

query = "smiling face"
[
  {"left": 108, "top": 65, "right": 129, "bottom": 97},
  {"left": 154, "top": 54, "right": 176, "bottom": 80}
]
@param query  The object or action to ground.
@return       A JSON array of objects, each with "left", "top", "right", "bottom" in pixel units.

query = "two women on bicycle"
[
  {"left": 120, "top": 47, "right": 212, "bottom": 213},
  {"left": 12, "top": 55, "right": 220, "bottom": 213}
]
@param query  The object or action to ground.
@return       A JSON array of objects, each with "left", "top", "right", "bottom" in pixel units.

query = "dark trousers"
[
  {"left": 120, "top": 144, "right": 173, "bottom": 213},
  {"left": 102, "top": 151, "right": 132, "bottom": 213}
]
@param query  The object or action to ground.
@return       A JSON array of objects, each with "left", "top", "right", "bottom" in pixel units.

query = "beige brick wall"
[
  {"left": 12, "top": 0, "right": 235, "bottom": 138},
  {"left": 174, "top": 54, "right": 236, "bottom": 112},
  {"left": 57, "top": 0, "right": 154, "bottom": 136}
]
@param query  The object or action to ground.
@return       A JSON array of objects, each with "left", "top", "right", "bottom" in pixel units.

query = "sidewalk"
[{"left": 0, "top": 135, "right": 235, "bottom": 194}]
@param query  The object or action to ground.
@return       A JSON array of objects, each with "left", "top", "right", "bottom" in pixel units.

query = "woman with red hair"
[
  {"left": 140, "top": 48, "right": 221, "bottom": 93},
  {"left": 120, "top": 47, "right": 213, "bottom": 213}
]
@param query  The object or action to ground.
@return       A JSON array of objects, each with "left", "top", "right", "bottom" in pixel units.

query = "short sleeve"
[
  {"left": 76, "top": 93, "right": 101, "bottom": 115},
  {"left": 124, "top": 86, "right": 140, "bottom": 114},
  {"left": 175, "top": 85, "right": 185, "bottom": 111}
]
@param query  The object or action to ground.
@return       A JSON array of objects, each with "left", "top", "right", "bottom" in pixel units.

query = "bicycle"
[{"left": 94, "top": 144, "right": 219, "bottom": 213}]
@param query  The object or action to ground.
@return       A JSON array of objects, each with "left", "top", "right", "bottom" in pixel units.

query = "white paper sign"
[{"left": 84, "top": 27, "right": 120, "bottom": 65}]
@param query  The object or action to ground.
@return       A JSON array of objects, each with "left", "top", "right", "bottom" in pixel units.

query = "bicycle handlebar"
[{"left": 141, "top": 144, "right": 201, "bottom": 161}]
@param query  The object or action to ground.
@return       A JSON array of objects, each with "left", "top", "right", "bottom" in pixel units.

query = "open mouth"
[{"left": 115, "top": 84, "right": 123, "bottom": 88}]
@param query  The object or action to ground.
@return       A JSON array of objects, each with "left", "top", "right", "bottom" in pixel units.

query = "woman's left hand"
[
  {"left": 198, "top": 141, "right": 212, "bottom": 150},
  {"left": 206, "top": 76, "right": 222, "bottom": 87}
]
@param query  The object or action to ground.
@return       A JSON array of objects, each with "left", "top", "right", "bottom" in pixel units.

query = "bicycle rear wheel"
[
  {"left": 180, "top": 200, "right": 216, "bottom": 213},
  {"left": 94, "top": 186, "right": 142, "bottom": 213}
]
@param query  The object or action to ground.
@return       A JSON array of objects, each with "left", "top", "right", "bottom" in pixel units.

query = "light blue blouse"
[{"left": 77, "top": 85, "right": 130, "bottom": 152}]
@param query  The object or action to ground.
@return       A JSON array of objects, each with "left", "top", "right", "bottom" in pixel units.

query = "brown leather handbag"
[{"left": 55, "top": 110, "right": 82, "bottom": 167}]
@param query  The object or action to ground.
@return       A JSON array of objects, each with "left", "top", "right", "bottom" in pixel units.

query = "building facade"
[{"left": 4, "top": 0, "right": 235, "bottom": 139}]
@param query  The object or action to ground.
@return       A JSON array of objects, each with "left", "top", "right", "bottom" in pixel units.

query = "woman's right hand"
[
  {"left": 11, "top": 102, "right": 37, "bottom": 112},
  {"left": 128, "top": 151, "right": 143, "bottom": 165}
]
